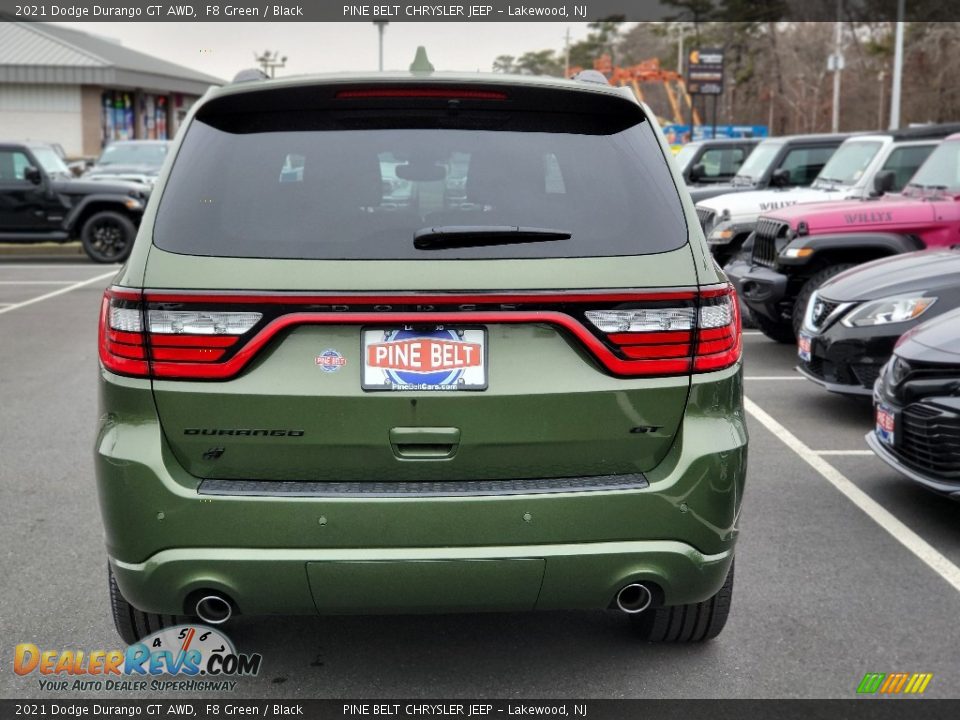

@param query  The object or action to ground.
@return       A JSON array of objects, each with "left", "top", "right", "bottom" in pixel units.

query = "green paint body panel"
[
  {"left": 97, "top": 71, "right": 745, "bottom": 619},
  {"left": 97, "top": 367, "right": 744, "bottom": 615}
]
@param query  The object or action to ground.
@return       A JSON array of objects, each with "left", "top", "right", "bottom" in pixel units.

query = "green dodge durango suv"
[{"left": 96, "top": 71, "right": 747, "bottom": 644}]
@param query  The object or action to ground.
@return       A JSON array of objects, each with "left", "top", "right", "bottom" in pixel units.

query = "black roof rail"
[
  {"left": 232, "top": 68, "right": 269, "bottom": 83},
  {"left": 888, "top": 122, "right": 960, "bottom": 141}
]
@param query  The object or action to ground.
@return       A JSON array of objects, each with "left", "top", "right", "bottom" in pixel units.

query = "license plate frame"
[
  {"left": 876, "top": 402, "right": 897, "bottom": 447},
  {"left": 361, "top": 325, "right": 488, "bottom": 392}
]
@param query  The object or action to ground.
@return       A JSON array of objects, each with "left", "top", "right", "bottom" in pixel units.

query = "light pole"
[
  {"left": 889, "top": 0, "right": 905, "bottom": 130},
  {"left": 877, "top": 70, "right": 886, "bottom": 129},
  {"left": 829, "top": 1, "right": 844, "bottom": 133},
  {"left": 374, "top": 21, "right": 389, "bottom": 71}
]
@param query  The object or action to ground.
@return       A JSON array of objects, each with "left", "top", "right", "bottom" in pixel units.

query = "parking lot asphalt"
[{"left": 1, "top": 257, "right": 959, "bottom": 700}]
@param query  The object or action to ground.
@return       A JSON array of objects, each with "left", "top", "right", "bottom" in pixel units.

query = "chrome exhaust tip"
[
  {"left": 195, "top": 595, "right": 233, "bottom": 625},
  {"left": 616, "top": 583, "right": 653, "bottom": 614}
]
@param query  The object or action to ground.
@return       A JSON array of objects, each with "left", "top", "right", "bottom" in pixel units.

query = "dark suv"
[
  {"left": 96, "top": 71, "right": 746, "bottom": 644},
  {"left": 675, "top": 138, "right": 760, "bottom": 186},
  {"left": 0, "top": 141, "right": 146, "bottom": 262}
]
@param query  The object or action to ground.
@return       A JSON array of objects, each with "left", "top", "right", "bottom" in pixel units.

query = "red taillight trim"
[
  {"left": 608, "top": 330, "right": 692, "bottom": 346},
  {"left": 98, "top": 286, "right": 742, "bottom": 380},
  {"left": 621, "top": 343, "right": 691, "bottom": 360},
  {"left": 149, "top": 334, "right": 239, "bottom": 348},
  {"left": 108, "top": 329, "right": 143, "bottom": 345},
  {"left": 152, "top": 347, "right": 227, "bottom": 362},
  {"left": 149, "top": 311, "right": 697, "bottom": 379},
  {"left": 335, "top": 88, "right": 507, "bottom": 100}
]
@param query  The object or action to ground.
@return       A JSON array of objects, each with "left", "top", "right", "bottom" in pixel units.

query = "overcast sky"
[{"left": 52, "top": 22, "right": 600, "bottom": 81}]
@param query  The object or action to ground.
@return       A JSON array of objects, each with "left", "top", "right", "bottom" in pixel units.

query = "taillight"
[
  {"left": 98, "top": 285, "right": 741, "bottom": 381},
  {"left": 584, "top": 285, "right": 741, "bottom": 375},
  {"left": 693, "top": 287, "right": 742, "bottom": 372},
  {"left": 99, "top": 290, "right": 148, "bottom": 376},
  {"left": 99, "top": 289, "right": 262, "bottom": 378}
]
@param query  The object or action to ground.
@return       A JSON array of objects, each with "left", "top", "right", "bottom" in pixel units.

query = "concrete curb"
[{"left": 0, "top": 242, "right": 86, "bottom": 257}]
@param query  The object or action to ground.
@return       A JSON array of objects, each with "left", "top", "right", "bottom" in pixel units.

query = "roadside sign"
[{"left": 687, "top": 48, "right": 724, "bottom": 95}]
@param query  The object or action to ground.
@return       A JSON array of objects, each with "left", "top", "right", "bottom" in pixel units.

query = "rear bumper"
[
  {"left": 110, "top": 540, "right": 734, "bottom": 616},
  {"left": 96, "top": 367, "right": 747, "bottom": 616}
]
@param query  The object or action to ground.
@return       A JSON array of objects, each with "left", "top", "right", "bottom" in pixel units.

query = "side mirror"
[
  {"left": 771, "top": 168, "right": 791, "bottom": 188},
  {"left": 873, "top": 170, "right": 896, "bottom": 196},
  {"left": 23, "top": 166, "right": 43, "bottom": 185},
  {"left": 689, "top": 163, "right": 706, "bottom": 182}
]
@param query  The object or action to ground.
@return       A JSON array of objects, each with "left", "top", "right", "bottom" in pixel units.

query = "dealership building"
[{"left": 0, "top": 21, "right": 222, "bottom": 157}]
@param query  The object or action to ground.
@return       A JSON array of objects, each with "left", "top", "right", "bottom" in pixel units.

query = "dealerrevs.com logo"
[{"left": 14, "top": 625, "right": 262, "bottom": 693}]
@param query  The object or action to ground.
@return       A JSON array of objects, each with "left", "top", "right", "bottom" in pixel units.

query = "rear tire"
[
  {"left": 109, "top": 565, "right": 187, "bottom": 645},
  {"left": 81, "top": 211, "right": 136, "bottom": 264},
  {"left": 791, "top": 264, "right": 855, "bottom": 338},
  {"left": 749, "top": 309, "right": 795, "bottom": 343},
  {"left": 631, "top": 561, "right": 734, "bottom": 642}
]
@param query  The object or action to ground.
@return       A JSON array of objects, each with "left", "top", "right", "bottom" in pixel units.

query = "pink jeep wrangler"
[{"left": 727, "top": 133, "right": 960, "bottom": 341}]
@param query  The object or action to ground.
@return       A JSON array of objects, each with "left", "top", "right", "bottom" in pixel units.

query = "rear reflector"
[{"left": 98, "top": 285, "right": 741, "bottom": 380}]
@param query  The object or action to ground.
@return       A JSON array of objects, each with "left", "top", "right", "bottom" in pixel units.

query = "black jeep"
[{"left": 0, "top": 141, "right": 147, "bottom": 263}]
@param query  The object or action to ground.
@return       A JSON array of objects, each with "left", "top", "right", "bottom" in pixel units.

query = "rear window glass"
[{"left": 154, "top": 98, "right": 687, "bottom": 260}]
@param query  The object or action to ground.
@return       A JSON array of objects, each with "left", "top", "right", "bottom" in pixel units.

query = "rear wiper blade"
[{"left": 413, "top": 226, "right": 572, "bottom": 250}]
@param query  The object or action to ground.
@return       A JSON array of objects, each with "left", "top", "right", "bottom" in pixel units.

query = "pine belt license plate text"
[
  {"left": 876, "top": 403, "right": 896, "bottom": 446},
  {"left": 362, "top": 326, "right": 487, "bottom": 391}
]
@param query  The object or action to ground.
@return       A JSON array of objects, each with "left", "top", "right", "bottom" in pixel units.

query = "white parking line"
[
  {"left": 745, "top": 396, "right": 960, "bottom": 594},
  {"left": 744, "top": 376, "right": 804, "bottom": 380},
  {"left": 0, "top": 280, "right": 78, "bottom": 285},
  {"left": 0, "top": 264, "right": 120, "bottom": 270},
  {"left": 0, "top": 271, "right": 116, "bottom": 316},
  {"left": 814, "top": 450, "right": 875, "bottom": 456}
]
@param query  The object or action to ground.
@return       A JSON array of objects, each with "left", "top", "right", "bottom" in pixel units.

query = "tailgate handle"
[{"left": 389, "top": 427, "right": 460, "bottom": 460}]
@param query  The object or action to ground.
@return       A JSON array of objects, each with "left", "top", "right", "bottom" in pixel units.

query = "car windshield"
[
  {"left": 732, "top": 141, "right": 780, "bottom": 183},
  {"left": 30, "top": 146, "right": 71, "bottom": 176},
  {"left": 674, "top": 144, "right": 699, "bottom": 172},
  {"left": 814, "top": 140, "right": 882, "bottom": 186},
  {"left": 97, "top": 143, "right": 168, "bottom": 167},
  {"left": 907, "top": 140, "right": 960, "bottom": 191},
  {"left": 154, "top": 101, "right": 688, "bottom": 261}
]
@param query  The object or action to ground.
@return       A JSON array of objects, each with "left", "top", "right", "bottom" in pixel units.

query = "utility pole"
[
  {"left": 829, "top": 1, "right": 844, "bottom": 133},
  {"left": 564, "top": 27, "right": 571, "bottom": 77},
  {"left": 253, "top": 50, "right": 286, "bottom": 78},
  {"left": 877, "top": 70, "right": 886, "bottom": 129},
  {"left": 677, "top": 24, "right": 684, "bottom": 75},
  {"left": 374, "top": 21, "right": 389, "bottom": 71},
  {"left": 889, "top": 0, "right": 905, "bottom": 130}
]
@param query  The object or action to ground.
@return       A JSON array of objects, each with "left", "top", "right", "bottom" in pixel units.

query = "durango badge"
[{"left": 315, "top": 349, "right": 347, "bottom": 372}]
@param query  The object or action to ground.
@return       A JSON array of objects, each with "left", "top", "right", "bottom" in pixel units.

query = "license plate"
[
  {"left": 361, "top": 326, "right": 487, "bottom": 391},
  {"left": 797, "top": 333, "right": 812, "bottom": 362},
  {"left": 875, "top": 403, "right": 896, "bottom": 446}
]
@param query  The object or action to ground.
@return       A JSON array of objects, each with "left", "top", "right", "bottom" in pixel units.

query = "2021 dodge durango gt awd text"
[{"left": 95, "top": 72, "right": 747, "bottom": 644}]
